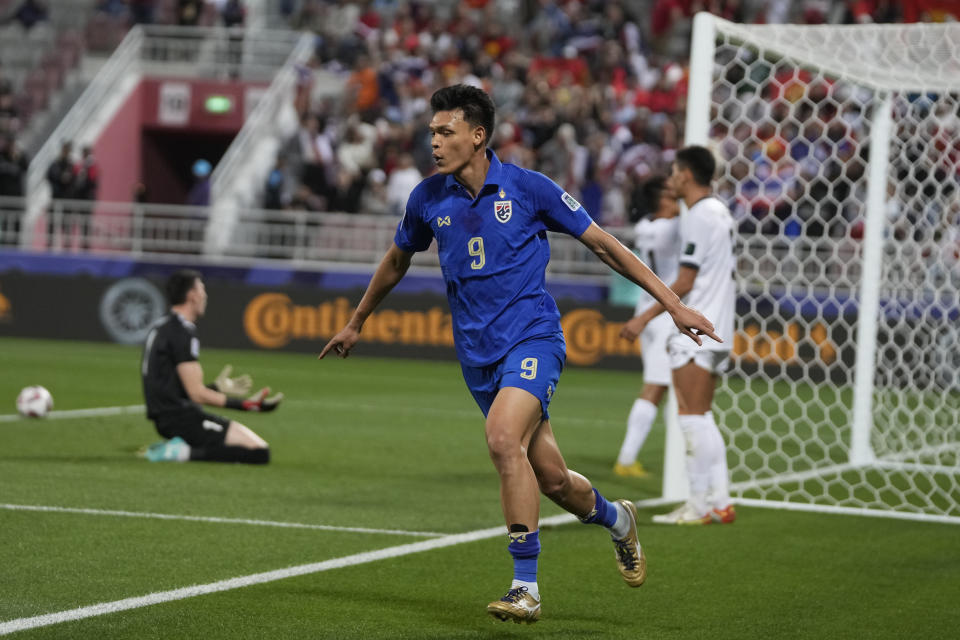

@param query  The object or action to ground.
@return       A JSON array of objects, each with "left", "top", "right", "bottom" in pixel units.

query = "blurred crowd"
[
  {"left": 265, "top": 0, "right": 956, "bottom": 241},
  {"left": 0, "top": 74, "right": 27, "bottom": 198}
]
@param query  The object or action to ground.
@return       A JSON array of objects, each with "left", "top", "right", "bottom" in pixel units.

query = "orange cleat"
[{"left": 711, "top": 504, "right": 736, "bottom": 524}]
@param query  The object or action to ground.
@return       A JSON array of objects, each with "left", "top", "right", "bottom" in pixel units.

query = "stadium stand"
[
  {"left": 260, "top": 0, "right": 948, "bottom": 239},
  {"left": 1, "top": 0, "right": 957, "bottom": 271}
]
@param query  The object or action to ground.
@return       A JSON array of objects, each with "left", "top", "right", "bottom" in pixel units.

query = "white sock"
[
  {"left": 511, "top": 579, "right": 539, "bottom": 601},
  {"left": 703, "top": 411, "right": 731, "bottom": 509},
  {"left": 607, "top": 502, "right": 632, "bottom": 540},
  {"left": 678, "top": 414, "right": 716, "bottom": 515},
  {"left": 616, "top": 399, "right": 658, "bottom": 466}
]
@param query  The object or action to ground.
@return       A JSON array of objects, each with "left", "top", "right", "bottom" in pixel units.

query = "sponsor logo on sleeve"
[
  {"left": 684, "top": 242, "right": 696, "bottom": 255},
  {"left": 561, "top": 192, "right": 581, "bottom": 211}
]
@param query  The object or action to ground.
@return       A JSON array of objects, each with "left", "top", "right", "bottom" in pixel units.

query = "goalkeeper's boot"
[
  {"left": 487, "top": 586, "right": 540, "bottom": 624},
  {"left": 145, "top": 436, "right": 190, "bottom": 462},
  {"left": 612, "top": 499, "right": 647, "bottom": 587},
  {"left": 711, "top": 504, "right": 736, "bottom": 524},
  {"left": 651, "top": 502, "right": 712, "bottom": 525},
  {"left": 613, "top": 462, "right": 649, "bottom": 478}
]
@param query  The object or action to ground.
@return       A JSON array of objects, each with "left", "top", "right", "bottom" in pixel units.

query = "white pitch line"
[
  {"left": 0, "top": 498, "right": 672, "bottom": 636},
  {"left": 0, "top": 400, "right": 624, "bottom": 428},
  {"left": 0, "top": 404, "right": 145, "bottom": 423},
  {"left": 0, "top": 504, "right": 447, "bottom": 538}
]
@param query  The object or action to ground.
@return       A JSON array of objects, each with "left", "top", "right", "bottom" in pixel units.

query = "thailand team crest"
[{"left": 494, "top": 200, "right": 512, "bottom": 223}]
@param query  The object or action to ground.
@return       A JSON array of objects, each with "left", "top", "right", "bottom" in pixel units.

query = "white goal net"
[{"left": 674, "top": 14, "right": 960, "bottom": 523}]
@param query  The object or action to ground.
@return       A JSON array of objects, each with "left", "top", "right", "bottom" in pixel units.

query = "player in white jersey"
[
  {"left": 621, "top": 146, "right": 736, "bottom": 525},
  {"left": 614, "top": 176, "right": 681, "bottom": 478}
]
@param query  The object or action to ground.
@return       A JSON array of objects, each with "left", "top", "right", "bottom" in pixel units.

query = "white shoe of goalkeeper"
[{"left": 651, "top": 502, "right": 712, "bottom": 525}]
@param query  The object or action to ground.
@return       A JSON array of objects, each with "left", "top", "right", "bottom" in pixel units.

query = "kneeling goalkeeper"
[{"left": 140, "top": 269, "right": 282, "bottom": 463}]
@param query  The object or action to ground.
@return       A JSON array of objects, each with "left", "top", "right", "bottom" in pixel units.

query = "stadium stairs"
[{"left": 18, "top": 8, "right": 311, "bottom": 254}]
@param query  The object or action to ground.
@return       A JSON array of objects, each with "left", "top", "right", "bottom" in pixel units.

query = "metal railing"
[
  {"left": 206, "top": 31, "right": 315, "bottom": 254},
  {"left": 23, "top": 26, "right": 308, "bottom": 247},
  {"left": 0, "top": 197, "right": 629, "bottom": 278},
  {"left": 27, "top": 27, "right": 144, "bottom": 199},
  {"left": 0, "top": 197, "right": 879, "bottom": 290}
]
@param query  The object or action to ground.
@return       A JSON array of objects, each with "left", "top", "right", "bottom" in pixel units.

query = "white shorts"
[
  {"left": 639, "top": 313, "right": 673, "bottom": 386},
  {"left": 667, "top": 333, "right": 731, "bottom": 375}
]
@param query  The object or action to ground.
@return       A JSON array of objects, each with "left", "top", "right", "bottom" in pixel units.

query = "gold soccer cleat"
[
  {"left": 486, "top": 586, "right": 541, "bottom": 624},
  {"left": 613, "top": 462, "right": 650, "bottom": 478},
  {"left": 612, "top": 499, "right": 647, "bottom": 587}
]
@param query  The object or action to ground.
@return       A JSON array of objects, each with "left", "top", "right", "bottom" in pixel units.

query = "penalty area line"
[
  {"left": 0, "top": 404, "right": 145, "bottom": 423},
  {"left": 0, "top": 503, "right": 448, "bottom": 538},
  {"left": 0, "top": 498, "right": 671, "bottom": 636}
]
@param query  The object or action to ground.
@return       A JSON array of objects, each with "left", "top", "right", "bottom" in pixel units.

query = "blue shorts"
[{"left": 460, "top": 332, "right": 565, "bottom": 420}]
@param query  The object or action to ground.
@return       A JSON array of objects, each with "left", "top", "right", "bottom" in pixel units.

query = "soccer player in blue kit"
[{"left": 320, "top": 85, "right": 720, "bottom": 624}]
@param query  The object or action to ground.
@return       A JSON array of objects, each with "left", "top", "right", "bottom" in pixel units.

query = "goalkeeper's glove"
[
  {"left": 226, "top": 387, "right": 283, "bottom": 412},
  {"left": 207, "top": 365, "right": 253, "bottom": 397}
]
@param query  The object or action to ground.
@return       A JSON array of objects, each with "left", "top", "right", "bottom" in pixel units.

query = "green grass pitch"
[{"left": 0, "top": 337, "right": 957, "bottom": 638}]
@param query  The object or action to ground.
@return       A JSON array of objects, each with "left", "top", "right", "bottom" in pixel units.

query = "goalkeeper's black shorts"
[{"left": 153, "top": 406, "right": 231, "bottom": 447}]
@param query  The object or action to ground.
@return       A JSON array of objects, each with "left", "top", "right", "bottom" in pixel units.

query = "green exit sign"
[{"left": 204, "top": 95, "right": 233, "bottom": 114}]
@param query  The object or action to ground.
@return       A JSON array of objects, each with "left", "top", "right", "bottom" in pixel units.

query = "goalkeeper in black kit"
[{"left": 140, "top": 269, "right": 282, "bottom": 464}]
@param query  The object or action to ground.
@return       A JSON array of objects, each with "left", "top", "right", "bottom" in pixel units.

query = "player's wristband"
[{"left": 225, "top": 396, "right": 263, "bottom": 411}]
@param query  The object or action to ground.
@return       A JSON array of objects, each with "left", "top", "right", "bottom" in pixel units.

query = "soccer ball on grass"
[{"left": 16, "top": 386, "right": 54, "bottom": 418}]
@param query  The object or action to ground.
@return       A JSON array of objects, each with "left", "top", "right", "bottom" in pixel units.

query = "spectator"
[
  {"left": 0, "top": 134, "right": 27, "bottom": 246},
  {"left": 360, "top": 168, "right": 389, "bottom": 215},
  {"left": 74, "top": 146, "right": 99, "bottom": 201},
  {"left": 270, "top": 0, "right": 954, "bottom": 243},
  {"left": 334, "top": 117, "right": 377, "bottom": 212},
  {"left": 129, "top": 0, "right": 155, "bottom": 24},
  {"left": 0, "top": 134, "right": 26, "bottom": 197},
  {"left": 221, "top": 0, "right": 244, "bottom": 27},
  {"left": 0, "top": 90, "right": 22, "bottom": 135},
  {"left": 263, "top": 155, "right": 288, "bottom": 210},
  {"left": 177, "top": 0, "right": 202, "bottom": 26},
  {"left": 10, "top": 0, "right": 49, "bottom": 31},
  {"left": 186, "top": 158, "right": 211, "bottom": 206},
  {"left": 288, "top": 184, "right": 323, "bottom": 211},
  {"left": 385, "top": 153, "right": 421, "bottom": 216},
  {"left": 345, "top": 54, "right": 379, "bottom": 118},
  {"left": 46, "top": 140, "right": 76, "bottom": 248},
  {"left": 222, "top": 0, "right": 245, "bottom": 77}
]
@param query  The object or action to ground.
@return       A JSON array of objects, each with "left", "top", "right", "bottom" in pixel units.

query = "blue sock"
[
  {"left": 507, "top": 529, "right": 540, "bottom": 583},
  {"left": 580, "top": 488, "right": 619, "bottom": 528}
]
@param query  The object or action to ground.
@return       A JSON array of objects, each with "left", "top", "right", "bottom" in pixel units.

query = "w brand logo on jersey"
[
  {"left": 494, "top": 200, "right": 512, "bottom": 223},
  {"left": 437, "top": 216, "right": 451, "bottom": 227}
]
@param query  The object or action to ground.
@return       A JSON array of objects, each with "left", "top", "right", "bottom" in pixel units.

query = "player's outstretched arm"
[
  {"left": 179, "top": 362, "right": 284, "bottom": 411},
  {"left": 319, "top": 243, "right": 414, "bottom": 359},
  {"left": 577, "top": 222, "right": 720, "bottom": 346},
  {"left": 177, "top": 361, "right": 234, "bottom": 407},
  {"left": 621, "top": 266, "right": 697, "bottom": 341}
]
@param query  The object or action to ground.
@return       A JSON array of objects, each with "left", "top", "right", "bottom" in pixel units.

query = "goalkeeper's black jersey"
[{"left": 141, "top": 313, "right": 200, "bottom": 419}]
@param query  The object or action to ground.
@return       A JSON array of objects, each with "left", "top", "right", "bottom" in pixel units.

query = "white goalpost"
[{"left": 663, "top": 13, "right": 960, "bottom": 524}]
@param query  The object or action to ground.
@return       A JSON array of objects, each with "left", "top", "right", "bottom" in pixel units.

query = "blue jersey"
[{"left": 394, "top": 150, "right": 593, "bottom": 366}]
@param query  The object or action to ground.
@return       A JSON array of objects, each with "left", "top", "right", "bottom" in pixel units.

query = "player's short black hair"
[
  {"left": 639, "top": 176, "right": 667, "bottom": 221},
  {"left": 430, "top": 84, "right": 496, "bottom": 147},
  {"left": 166, "top": 269, "right": 203, "bottom": 306},
  {"left": 675, "top": 146, "right": 717, "bottom": 186}
]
